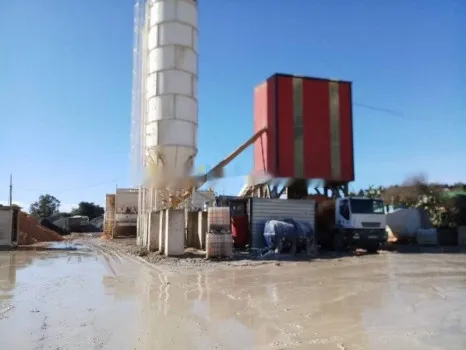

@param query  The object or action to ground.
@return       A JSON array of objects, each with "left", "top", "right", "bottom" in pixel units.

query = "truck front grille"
[{"left": 361, "top": 222, "right": 381, "bottom": 228}]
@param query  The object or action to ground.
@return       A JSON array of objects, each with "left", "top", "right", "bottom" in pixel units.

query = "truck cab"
[{"left": 334, "top": 197, "right": 387, "bottom": 252}]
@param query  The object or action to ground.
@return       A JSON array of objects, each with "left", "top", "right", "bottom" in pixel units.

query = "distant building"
[{"left": 215, "top": 195, "right": 241, "bottom": 207}]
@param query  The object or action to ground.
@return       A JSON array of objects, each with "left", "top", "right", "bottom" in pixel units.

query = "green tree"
[
  {"left": 70, "top": 202, "right": 104, "bottom": 220},
  {"left": 349, "top": 187, "right": 382, "bottom": 198},
  {"left": 29, "top": 194, "right": 61, "bottom": 218},
  {"left": 362, "top": 185, "right": 384, "bottom": 198}
]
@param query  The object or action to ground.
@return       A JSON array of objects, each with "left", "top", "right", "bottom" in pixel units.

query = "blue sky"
[{"left": 0, "top": 0, "right": 464, "bottom": 211}]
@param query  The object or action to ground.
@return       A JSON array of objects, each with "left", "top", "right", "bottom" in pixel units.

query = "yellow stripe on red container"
[{"left": 329, "top": 81, "right": 341, "bottom": 180}]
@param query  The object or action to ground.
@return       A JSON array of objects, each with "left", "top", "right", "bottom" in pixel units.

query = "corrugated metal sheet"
[
  {"left": 253, "top": 74, "right": 354, "bottom": 182},
  {"left": 250, "top": 198, "right": 316, "bottom": 248}
]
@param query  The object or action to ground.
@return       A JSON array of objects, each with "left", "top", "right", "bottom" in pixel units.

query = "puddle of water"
[
  {"left": 18, "top": 241, "right": 87, "bottom": 252},
  {"left": 45, "top": 242, "right": 81, "bottom": 250},
  {"left": 0, "top": 248, "right": 465, "bottom": 350}
]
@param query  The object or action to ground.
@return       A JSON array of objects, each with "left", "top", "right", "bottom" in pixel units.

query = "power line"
[
  {"left": 23, "top": 179, "right": 122, "bottom": 194},
  {"left": 353, "top": 102, "right": 406, "bottom": 118},
  {"left": 353, "top": 102, "right": 460, "bottom": 122}
]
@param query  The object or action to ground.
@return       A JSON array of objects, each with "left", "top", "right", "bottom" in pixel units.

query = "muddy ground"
[
  {"left": 78, "top": 233, "right": 466, "bottom": 272},
  {"left": 0, "top": 239, "right": 465, "bottom": 349}
]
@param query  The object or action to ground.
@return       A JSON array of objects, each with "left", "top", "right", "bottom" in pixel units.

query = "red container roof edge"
[{"left": 269, "top": 73, "right": 352, "bottom": 85}]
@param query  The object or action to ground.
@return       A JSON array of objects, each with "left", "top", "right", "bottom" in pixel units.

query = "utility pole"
[
  {"left": 8, "top": 174, "right": 13, "bottom": 242},
  {"left": 9, "top": 174, "right": 12, "bottom": 207}
]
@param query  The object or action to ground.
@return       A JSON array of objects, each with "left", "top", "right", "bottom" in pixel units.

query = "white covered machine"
[{"left": 386, "top": 207, "right": 431, "bottom": 241}]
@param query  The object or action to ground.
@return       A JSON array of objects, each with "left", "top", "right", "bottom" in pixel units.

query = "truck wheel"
[
  {"left": 319, "top": 237, "right": 333, "bottom": 251},
  {"left": 366, "top": 243, "right": 379, "bottom": 254},
  {"left": 333, "top": 232, "right": 346, "bottom": 252}
]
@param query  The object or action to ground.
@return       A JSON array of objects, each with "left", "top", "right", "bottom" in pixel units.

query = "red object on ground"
[
  {"left": 253, "top": 74, "right": 354, "bottom": 182},
  {"left": 231, "top": 215, "right": 249, "bottom": 248}
]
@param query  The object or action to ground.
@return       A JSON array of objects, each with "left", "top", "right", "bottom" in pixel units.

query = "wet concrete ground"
[{"left": 0, "top": 243, "right": 465, "bottom": 350}]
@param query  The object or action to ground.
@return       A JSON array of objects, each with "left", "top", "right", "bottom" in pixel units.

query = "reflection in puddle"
[
  {"left": 0, "top": 248, "right": 465, "bottom": 349},
  {"left": 18, "top": 241, "right": 89, "bottom": 251}
]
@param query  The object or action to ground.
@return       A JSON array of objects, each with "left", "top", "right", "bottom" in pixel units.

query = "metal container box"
[
  {"left": 416, "top": 228, "right": 438, "bottom": 245},
  {"left": 248, "top": 198, "right": 316, "bottom": 249},
  {"left": 253, "top": 74, "right": 354, "bottom": 182},
  {"left": 458, "top": 226, "right": 466, "bottom": 246}
]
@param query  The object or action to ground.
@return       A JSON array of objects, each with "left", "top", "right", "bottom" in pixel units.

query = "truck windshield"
[{"left": 350, "top": 199, "right": 385, "bottom": 214}]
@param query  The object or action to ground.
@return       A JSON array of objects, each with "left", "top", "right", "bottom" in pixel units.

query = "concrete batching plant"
[{"left": 128, "top": 1, "right": 386, "bottom": 255}]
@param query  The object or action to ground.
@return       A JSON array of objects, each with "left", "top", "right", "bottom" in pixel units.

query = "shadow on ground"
[{"left": 383, "top": 243, "right": 466, "bottom": 254}]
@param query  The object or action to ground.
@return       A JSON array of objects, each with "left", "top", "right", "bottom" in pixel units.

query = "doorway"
[{"left": 11, "top": 209, "right": 18, "bottom": 243}]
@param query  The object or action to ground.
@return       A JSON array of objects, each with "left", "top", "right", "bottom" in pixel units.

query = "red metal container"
[
  {"left": 253, "top": 74, "right": 354, "bottom": 182},
  {"left": 230, "top": 200, "right": 249, "bottom": 248}
]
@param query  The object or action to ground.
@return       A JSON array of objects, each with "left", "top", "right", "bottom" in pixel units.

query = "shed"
[{"left": 0, "top": 205, "right": 20, "bottom": 247}]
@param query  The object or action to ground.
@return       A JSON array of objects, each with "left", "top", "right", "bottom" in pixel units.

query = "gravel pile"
[{"left": 19, "top": 212, "right": 64, "bottom": 245}]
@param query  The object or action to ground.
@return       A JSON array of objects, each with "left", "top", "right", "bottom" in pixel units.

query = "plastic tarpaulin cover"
[
  {"left": 263, "top": 220, "right": 296, "bottom": 249},
  {"left": 286, "top": 219, "right": 314, "bottom": 239}
]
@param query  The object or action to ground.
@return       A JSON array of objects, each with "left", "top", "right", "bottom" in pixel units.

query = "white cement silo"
[{"left": 145, "top": 0, "right": 198, "bottom": 189}]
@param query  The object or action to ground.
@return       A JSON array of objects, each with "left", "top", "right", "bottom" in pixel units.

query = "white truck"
[{"left": 316, "top": 197, "right": 387, "bottom": 253}]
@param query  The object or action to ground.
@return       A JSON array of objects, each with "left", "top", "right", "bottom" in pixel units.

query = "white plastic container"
[
  {"left": 206, "top": 233, "right": 223, "bottom": 258},
  {"left": 222, "top": 234, "right": 234, "bottom": 259},
  {"left": 207, "top": 207, "right": 230, "bottom": 231}
]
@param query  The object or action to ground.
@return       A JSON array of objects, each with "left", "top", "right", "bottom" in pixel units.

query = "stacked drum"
[{"left": 206, "top": 207, "right": 233, "bottom": 259}]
